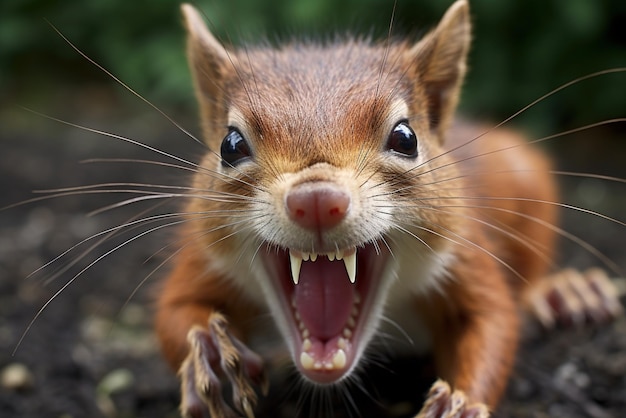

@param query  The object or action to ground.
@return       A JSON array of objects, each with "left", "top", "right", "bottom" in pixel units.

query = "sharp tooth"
[
  {"left": 300, "top": 352, "right": 314, "bottom": 370},
  {"left": 310, "top": 252, "right": 318, "bottom": 262},
  {"left": 332, "top": 349, "right": 347, "bottom": 369},
  {"left": 289, "top": 250, "right": 302, "bottom": 285},
  {"left": 343, "top": 250, "right": 357, "bottom": 283},
  {"left": 336, "top": 249, "right": 344, "bottom": 260},
  {"left": 327, "top": 252, "right": 335, "bottom": 261},
  {"left": 337, "top": 337, "right": 348, "bottom": 350},
  {"left": 302, "top": 338, "right": 312, "bottom": 351},
  {"left": 302, "top": 252, "right": 310, "bottom": 261}
]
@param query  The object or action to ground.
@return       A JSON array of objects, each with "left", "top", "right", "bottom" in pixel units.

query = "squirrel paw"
[
  {"left": 179, "top": 312, "right": 268, "bottom": 418},
  {"left": 415, "top": 380, "right": 489, "bottom": 418},
  {"left": 526, "top": 267, "right": 623, "bottom": 328}
]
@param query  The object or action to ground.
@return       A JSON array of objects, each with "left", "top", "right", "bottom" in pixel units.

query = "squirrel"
[{"left": 154, "top": 1, "right": 623, "bottom": 417}]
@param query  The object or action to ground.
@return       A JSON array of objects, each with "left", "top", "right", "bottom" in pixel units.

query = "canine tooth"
[
  {"left": 332, "top": 349, "right": 347, "bottom": 369},
  {"left": 300, "top": 352, "right": 314, "bottom": 370},
  {"left": 337, "top": 337, "right": 348, "bottom": 350},
  {"left": 302, "top": 338, "right": 312, "bottom": 351},
  {"left": 289, "top": 250, "right": 302, "bottom": 285},
  {"left": 347, "top": 317, "right": 356, "bottom": 328},
  {"left": 310, "top": 252, "right": 318, "bottom": 262},
  {"left": 343, "top": 250, "right": 357, "bottom": 284}
]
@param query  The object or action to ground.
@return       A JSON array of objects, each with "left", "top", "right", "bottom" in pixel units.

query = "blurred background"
[
  {"left": 1, "top": 0, "right": 626, "bottom": 134},
  {"left": 0, "top": 0, "right": 625, "bottom": 417}
]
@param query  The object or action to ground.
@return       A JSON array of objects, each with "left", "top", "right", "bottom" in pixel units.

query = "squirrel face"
[{"left": 181, "top": 3, "right": 469, "bottom": 384}]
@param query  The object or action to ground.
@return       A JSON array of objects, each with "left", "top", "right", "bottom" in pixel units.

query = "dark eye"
[
  {"left": 220, "top": 128, "right": 252, "bottom": 167},
  {"left": 386, "top": 121, "right": 418, "bottom": 158}
]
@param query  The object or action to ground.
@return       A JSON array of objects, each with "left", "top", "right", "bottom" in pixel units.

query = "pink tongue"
[{"left": 294, "top": 258, "right": 354, "bottom": 340}]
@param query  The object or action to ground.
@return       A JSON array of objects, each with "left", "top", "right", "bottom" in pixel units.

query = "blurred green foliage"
[{"left": 1, "top": 0, "right": 625, "bottom": 135}]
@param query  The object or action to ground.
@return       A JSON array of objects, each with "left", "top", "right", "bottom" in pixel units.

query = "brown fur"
[{"left": 155, "top": 1, "right": 567, "bottom": 416}]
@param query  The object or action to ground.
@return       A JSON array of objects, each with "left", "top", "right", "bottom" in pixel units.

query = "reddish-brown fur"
[{"left": 154, "top": 2, "right": 603, "bottom": 417}]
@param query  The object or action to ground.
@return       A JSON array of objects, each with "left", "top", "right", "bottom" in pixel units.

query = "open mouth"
[{"left": 261, "top": 242, "right": 390, "bottom": 384}]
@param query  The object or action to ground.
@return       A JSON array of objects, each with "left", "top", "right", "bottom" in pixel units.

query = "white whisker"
[{"left": 44, "top": 20, "right": 206, "bottom": 147}]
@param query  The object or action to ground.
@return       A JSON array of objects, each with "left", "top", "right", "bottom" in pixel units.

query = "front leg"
[
  {"left": 415, "top": 251, "right": 519, "bottom": 417},
  {"left": 155, "top": 249, "right": 267, "bottom": 418},
  {"left": 180, "top": 312, "right": 267, "bottom": 418}
]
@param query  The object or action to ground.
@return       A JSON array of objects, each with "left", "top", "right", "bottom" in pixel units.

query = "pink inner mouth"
[
  {"left": 262, "top": 244, "right": 389, "bottom": 384},
  {"left": 295, "top": 258, "right": 354, "bottom": 340}
]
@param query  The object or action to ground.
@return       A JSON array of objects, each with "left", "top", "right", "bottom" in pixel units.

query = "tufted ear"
[
  {"left": 409, "top": 0, "right": 471, "bottom": 142},
  {"left": 181, "top": 4, "right": 237, "bottom": 144}
]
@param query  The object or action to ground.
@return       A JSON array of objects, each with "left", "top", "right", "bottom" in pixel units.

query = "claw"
[
  {"left": 178, "top": 313, "right": 266, "bottom": 418},
  {"left": 585, "top": 268, "right": 624, "bottom": 318},
  {"left": 525, "top": 268, "right": 623, "bottom": 328},
  {"left": 180, "top": 356, "right": 207, "bottom": 418},
  {"left": 242, "top": 396, "right": 255, "bottom": 418},
  {"left": 415, "top": 380, "right": 489, "bottom": 418}
]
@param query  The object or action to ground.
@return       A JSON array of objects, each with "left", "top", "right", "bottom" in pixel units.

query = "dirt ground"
[{"left": 0, "top": 103, "right": 625, "bottom": 418}]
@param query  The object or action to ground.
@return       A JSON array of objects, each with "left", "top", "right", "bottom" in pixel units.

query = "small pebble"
[
  {"left": 0, "top": 362, "right": 35, "bottom": 391},
  {"left": 554, "top": 362, "right": 590, "bottom": 389},
  {"left": 96, "top": 368, "right": 135, "bottom": 418},
  {"left": 97, "top": 368, "right": 135, "bottom": 396}
]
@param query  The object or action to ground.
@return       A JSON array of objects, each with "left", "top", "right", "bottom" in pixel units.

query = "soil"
[{"left": 0, "top": 103, "right": 625, "bottom": 418}]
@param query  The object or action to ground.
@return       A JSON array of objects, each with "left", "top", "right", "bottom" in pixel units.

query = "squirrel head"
[{"left": 181, "top": 1, "right": 471, "bottom": 155}]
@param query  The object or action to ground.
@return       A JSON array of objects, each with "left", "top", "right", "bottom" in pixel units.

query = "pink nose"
[{"left": 285, "top": 183, "right": 350, "bottom": 231}]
